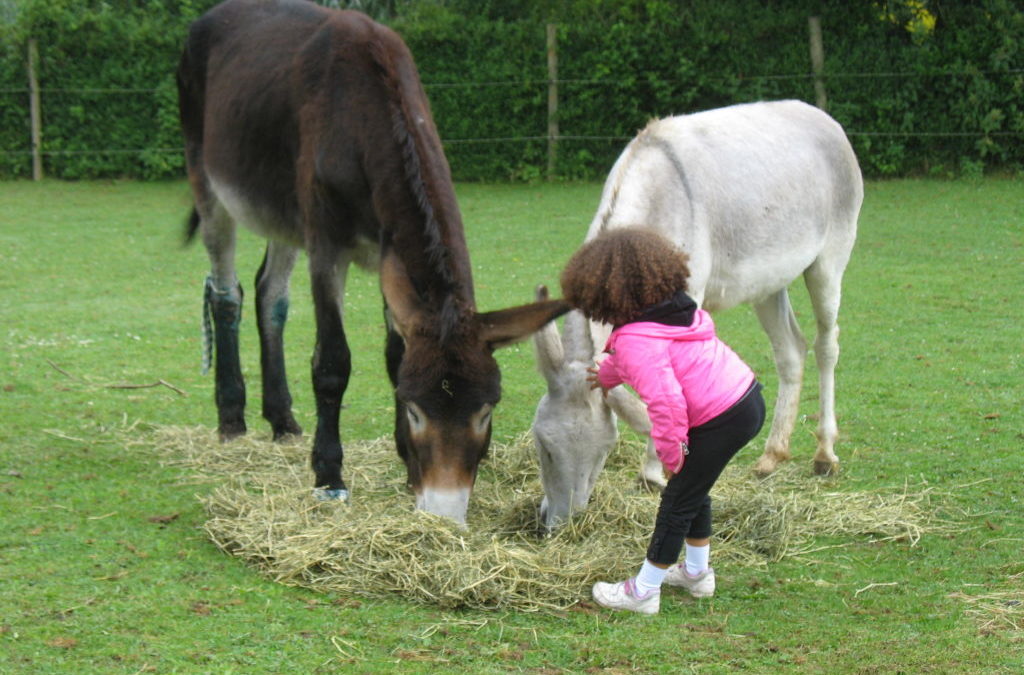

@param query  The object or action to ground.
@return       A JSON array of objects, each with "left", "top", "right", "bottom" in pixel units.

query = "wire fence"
[{"left": 2, "top": 70, "right": 1022, "bottom": 161}]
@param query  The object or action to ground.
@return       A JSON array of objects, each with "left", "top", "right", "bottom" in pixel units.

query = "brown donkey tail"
[{"left": 183, "top": 207, "right": 200, "bottom": 245}]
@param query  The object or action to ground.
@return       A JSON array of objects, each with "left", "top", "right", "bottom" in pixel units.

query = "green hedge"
[
  {"left": 400, "top": 0, "right": 1024, "bottom": 180},
  {"left": 0, "top": 0, "right": 198, "bottom": 179},
  {"left": 1, "top": 0, "right": 1021, "bottom": 180}
]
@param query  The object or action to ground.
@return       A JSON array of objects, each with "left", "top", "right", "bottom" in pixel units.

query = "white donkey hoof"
[
  {"left": 313, "top": 487, "right": 350, "bottom": 502},
  {"left": 638, "top": 471, "right": 667, "bottom": 491},
  {"left": 752, "top": 455, "right": 781, "bottom": 477}
]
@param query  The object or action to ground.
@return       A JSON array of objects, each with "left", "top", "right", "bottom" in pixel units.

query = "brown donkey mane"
[{"left": 367, "top": 35, "right": 470, "bottom": 345}]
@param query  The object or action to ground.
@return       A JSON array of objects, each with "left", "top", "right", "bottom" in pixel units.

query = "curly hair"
[{"left": 560, "top": 226, "right": 690, "bottom": 326}]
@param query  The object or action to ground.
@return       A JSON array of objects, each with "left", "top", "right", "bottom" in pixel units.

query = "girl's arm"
[{"left": 610, "top": 336, "right": 690, "bottom": 473}]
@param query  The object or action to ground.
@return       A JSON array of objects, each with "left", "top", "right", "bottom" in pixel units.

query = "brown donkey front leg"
[{"left": 307, "top": 248, "right": 352, "bottom": 501}]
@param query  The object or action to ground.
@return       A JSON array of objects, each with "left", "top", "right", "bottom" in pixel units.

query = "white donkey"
[{"left": 532, "top": 100, "right": 863, "bottom": 530}]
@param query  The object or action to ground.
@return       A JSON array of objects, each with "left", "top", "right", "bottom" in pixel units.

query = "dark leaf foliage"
[{"left": 0, "top": 0, "right": 1021, "bottom": 179}]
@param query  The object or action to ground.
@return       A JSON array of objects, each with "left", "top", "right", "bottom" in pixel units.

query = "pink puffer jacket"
[{"left": 597, "top": 310, "right": 755, "bottom": 473}]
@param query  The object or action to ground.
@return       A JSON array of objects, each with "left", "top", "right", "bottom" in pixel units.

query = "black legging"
[{"left": 646, "top": 381, "right": 766, "bottom": 566}]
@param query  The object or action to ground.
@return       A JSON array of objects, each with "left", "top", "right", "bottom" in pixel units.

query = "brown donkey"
[{"left": 177, "top": 0, "right": 567, "bottom": 524}]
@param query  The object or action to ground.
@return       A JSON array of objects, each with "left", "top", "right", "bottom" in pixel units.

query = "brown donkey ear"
[
  {"left": 477, "top": 298, "right": 571, "bottom": 350},
  {"left": 380, "top": 250, "right": 426, "bottom": 340}
]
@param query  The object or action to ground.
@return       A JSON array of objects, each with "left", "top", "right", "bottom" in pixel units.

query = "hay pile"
[
  {"left": 949, "top": 572, "right": 1024, "bottom": 635},
  {"left": 152, "top": 425, "right": 939, "bottom": 611}
]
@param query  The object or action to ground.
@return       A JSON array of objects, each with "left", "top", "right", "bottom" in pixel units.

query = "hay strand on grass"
[
  {"left": 151, "top": 425, "right": 942, "bottom": 612},
  {"left": 949, "top": 571, "right": 1024, "bottom": 635}
]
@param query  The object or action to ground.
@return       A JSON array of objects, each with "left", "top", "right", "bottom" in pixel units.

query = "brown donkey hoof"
[
  {"left": 217, "top": 421, "right": 247, "bottom": 442},
  {"left": 271, "top": 421, "right": 303, "bottom": 441}
]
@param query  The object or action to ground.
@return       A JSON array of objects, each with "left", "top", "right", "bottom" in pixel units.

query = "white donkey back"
[
  {"left": 589, "top": 100, "right": 861, "bottom": 309},
  {"left": 534, "top": 100, "right": 863, "bottom": 530}
]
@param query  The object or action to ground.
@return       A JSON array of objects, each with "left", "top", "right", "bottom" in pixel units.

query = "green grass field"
[{"left": 1, "top": 178, "right": 1021, "bottom": 673}]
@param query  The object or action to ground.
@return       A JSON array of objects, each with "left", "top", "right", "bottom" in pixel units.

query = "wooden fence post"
[
  {"left": 546, "top": 23, "right": 558, "bottom": 180},
  {"left": 808, "top": 16, "right": 827, "bottom": 111},
  {"left": 27, "top": 38, "right": 43, "bottom": 181}
]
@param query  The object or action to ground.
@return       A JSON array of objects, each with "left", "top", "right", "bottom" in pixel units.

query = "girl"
[{"left": 560, "top": 226, "right": 766, "bottom": 614}]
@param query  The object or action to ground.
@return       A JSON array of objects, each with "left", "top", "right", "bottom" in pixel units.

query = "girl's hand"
[
  {"left": 586, "top": 366, "right": 609, "bottom": 398},
  {"left": 663, "top": 443, "right": 687, "bottom": 479}
]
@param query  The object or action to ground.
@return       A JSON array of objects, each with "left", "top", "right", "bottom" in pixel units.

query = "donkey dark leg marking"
[
  {"left": 207, "top": 277, "right": 247, "bottom": 440},
  {"left": 199, "top": 205, "right": 247, "bottom": 441},
  {"left": 255, "top": 241, "right": 302, "bottom": 440},
  {"left": 309, "top": 251, "right": 351, "bottom": 495}
]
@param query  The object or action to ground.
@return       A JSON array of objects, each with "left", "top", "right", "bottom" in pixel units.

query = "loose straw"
[{"left": 146, "top": 425, "right": 944, "bottom": 612}]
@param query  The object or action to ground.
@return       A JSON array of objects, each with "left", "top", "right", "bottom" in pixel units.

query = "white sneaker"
[
  {"left": 591, "top": 577, "right": 660, "bottom": 615},
  {"left": 663, "top": 565, "right": 715, "bottom": 598}
]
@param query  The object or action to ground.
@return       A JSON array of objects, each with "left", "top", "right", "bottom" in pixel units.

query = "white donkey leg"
[
  {"left": 641, "top": 439, "right": 666, "bottom": 488},
  {"left": 752, "top": 289, "right": 807, "bottom": 475},
  {"left": 804, "top": 261, "right": 845, "bottom": 475},
  {"left": 606, "top": 386, "right": 664, "bottom": 489}
]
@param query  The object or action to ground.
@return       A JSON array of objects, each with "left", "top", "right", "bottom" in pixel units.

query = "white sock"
[
  {"left": 684, "top": 543, "right": 710, "bottom": 576},
  {"left": 634, "top": 560, "right": 667, "bottom": 595}
]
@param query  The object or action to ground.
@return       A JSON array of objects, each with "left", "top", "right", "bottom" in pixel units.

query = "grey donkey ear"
[
  {"left": 561, "top": 309, "right": 595, "bottom": 364},
  {"left": 532, "top": 285, "right": 565, "bottom": 382}
]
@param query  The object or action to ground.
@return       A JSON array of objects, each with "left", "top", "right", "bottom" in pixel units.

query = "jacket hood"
[
  {"left": 605, "top": 308, "right": 717, "bottom": 351},
  {"left": 634, "top": 290, "right": 697, "bottom": 327}
]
